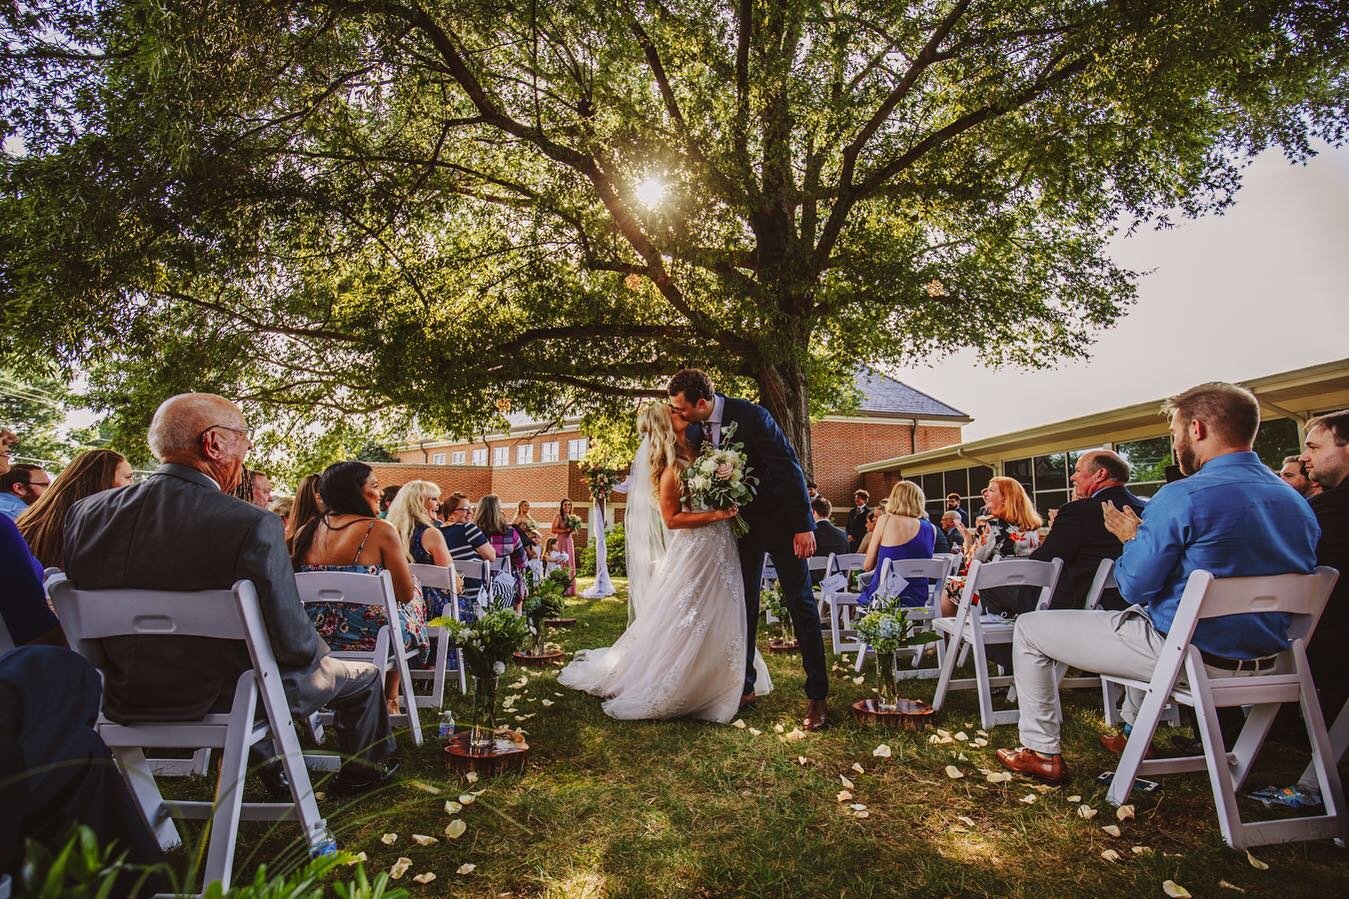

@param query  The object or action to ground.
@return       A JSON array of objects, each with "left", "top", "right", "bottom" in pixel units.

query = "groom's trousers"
[{"left": 738, "top": 532, "right": 829, "bottom": 700}]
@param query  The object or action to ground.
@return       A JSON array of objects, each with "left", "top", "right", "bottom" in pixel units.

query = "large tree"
[{"left": 2, "top": 1, "right": 1345, "bottom": 466}]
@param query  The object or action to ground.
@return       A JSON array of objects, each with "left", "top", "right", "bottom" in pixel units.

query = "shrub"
[{"left": 578, "top": 522, "right": 625, "bottom": 577}]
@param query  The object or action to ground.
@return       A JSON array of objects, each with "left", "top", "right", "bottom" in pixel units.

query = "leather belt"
[{"left": 1199, "top": 651, "right": 1278, "bottom": 672}]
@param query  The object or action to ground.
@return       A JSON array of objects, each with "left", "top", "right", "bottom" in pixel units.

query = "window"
[
  {"left": 567, "top": 437, "right": 589, "bottom": 460},
  {"left": 451, "top": 451, "right": 466, "bottom": 465},
  {"left": 471, "top": 448, "right": 487, "bottom": 466},
  {"left": 432, "top": 452, "right": 446, "bottom": 465},
  {"left": 517, "top": 444, "right": 534, "bottom": 465},
  {"left": 1116, "top": 436, "right": 1172, "bottom": 496},
  {"left": 492, "top": 446, "right": 509, "bottom": 466},
  {"left": 1253, "top": 417, "right": 1300, "bottom": 470},
  {"left": 541, "top": 441, "right": 559, "bottom": 462}
]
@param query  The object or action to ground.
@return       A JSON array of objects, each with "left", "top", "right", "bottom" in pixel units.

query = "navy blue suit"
[{"left": 688, "top": 395, "right": 828, "bottom": 700}]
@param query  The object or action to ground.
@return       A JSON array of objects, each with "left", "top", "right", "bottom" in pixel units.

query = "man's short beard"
[{"left": 1175, "top": 434, "right": 1198, "bottom": 476}]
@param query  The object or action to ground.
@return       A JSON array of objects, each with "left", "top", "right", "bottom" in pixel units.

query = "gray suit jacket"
[{"left": 64, "top": 463, "right": 328, "bottom": 722}]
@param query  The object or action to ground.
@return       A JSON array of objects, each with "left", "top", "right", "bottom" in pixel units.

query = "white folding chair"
[
  {"left": 1300, "top": 697, "right": 1349, "bottom": 791},
  {"left": 760, "top": 552, "right": 778, "bottom": 595},
  {"left": 1106, "top": 567, "right": 1344, "bottom": 849},
  {"left": 930, "top": 557, "right": 1063, "bottom": 729},
  {"left": 408, "top": 562, "right": 466, "bottom": 706},
  {"left": 295, "top": 570, "right": 424, "bottom": 746},
  {"left": 852, "top": 556, "right": 957, "bottom": 680},
  {"left": 1080, "top": 559, "right": 1180, "bottom": 725},
  {"left": 46, "top": 575, "right": 327, "bottom": 895},
  {"left": 817, "top": 552, "right": 866, "bottom": 654}
]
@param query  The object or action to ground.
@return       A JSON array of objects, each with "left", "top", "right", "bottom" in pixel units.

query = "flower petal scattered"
[
  {"left": 411, "top": 834, "right": 437, "bottom": 846},
  {"left": 852, "top": 762, "right": 865, "bottom": 774},
  {"left": 1101, "top": 824, "right": 1122, "bottom": 837},
  {"left": 839, "top": 775, "right": 855, "bottom": 790},
  {"left": 985, "top": 771, "right": 1013, "bottom": 784},
  {"left": 457, "top": 863, "right": 477, "bottom": 875},
  {"left": 1019, "top": 794, "right": 1036, "bottom": 804},
  {"left": 380, "top": 833, "right": 397, "bottom": 845},
  {"left": 413, "top": 872, "right": 437, "bottom": 884},
  {"left": 1116, "top": 804, "right": 1135, "bottom": 822},
  {"left": 1077, "top": 805, "right": 1098, "bottom": 819},
  {"left": 458, "top": 794, "right": 476, "bottom": 805},
  {"left": 732, "top": 719, "right": 747, "bottom": 729},
  {"left": 836, "top": 790, "right": 853, "bottom": 802},
  {"left": 945, "top": 765, "right": 964, "bottom": 779},
  {"left": 873, "top": 744, "right": 893, "bottom": 758},
  {"left": 445, "top": 800, "right": 462, "bottom": 814},
  {"left": 444, "top": 819, "right": 467, "bottom": 839},
  {"left": 390, "top": 857, "right": 412, "bottom": 879},
  {"left": 1100, "top": 849, "right": 1121, "bottom": 862},
  {"left": 1245, "top": 850, "right": 1269, "bottom": 870},
  {"left": 1162, "top": 880, "right": 1192, "bottom": 898}
]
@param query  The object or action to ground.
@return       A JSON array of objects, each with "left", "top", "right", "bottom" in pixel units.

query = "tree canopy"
[{"left": 3, "top": 0, "right": 1345, "bottom": 467}]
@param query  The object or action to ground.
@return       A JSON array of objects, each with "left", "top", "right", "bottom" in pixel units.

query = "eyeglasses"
[{"left": 201, "top": 424, "right": 254, "bottom": 442}]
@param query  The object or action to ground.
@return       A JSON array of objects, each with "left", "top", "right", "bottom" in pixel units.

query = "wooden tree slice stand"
[
  {"left": 766, "top": 638, "right": 799, "bottom": 654},
  {"left": 544, "top": 617, "right": 577, "bottom": 628},
  {"left": 513, "top": 649, "right": 565, "bottom": 667},
  {"left": 850, "top": 698, "right": 936, "bottom": 729},
  {"left": 444, "top": 730, "right": 529, "bottom": 777}
]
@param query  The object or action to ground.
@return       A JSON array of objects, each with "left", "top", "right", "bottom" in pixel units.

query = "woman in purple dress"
[{"left": 858, "top": 480, "right": 936, "bottom": 608}]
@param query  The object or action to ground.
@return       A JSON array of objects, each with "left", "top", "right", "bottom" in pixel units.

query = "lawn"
[{"left": 181, "top": 577, "right": 1348, "bottom": 897}]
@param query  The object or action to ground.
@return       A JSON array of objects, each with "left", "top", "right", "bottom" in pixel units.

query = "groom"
[{"left": 668, "top": 369, "right": 830, "bottom": 730}]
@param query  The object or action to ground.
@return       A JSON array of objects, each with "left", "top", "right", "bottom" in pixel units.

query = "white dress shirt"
[{"left": 708, "top": 394, "right": 725, "bottom": 447}]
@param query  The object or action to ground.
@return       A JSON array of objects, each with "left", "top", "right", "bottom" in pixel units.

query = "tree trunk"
[{"left": 754, "top": 359, "right": 812, "bottom": 477}]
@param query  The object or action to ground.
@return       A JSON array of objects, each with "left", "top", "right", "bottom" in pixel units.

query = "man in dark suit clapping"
[{"left": 1030, "top": 449, "right": 1147, "bottom": 610}]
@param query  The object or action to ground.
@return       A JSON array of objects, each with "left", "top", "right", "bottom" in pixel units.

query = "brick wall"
[
  {"left": 395, "top": 425, "right": 585, "bottom": 466},
  {"left": 368, "top": 463, "right": 492, "bottom": 501},
  {"left": 810, "top": 421, "right": 961, "bottom": 509}
]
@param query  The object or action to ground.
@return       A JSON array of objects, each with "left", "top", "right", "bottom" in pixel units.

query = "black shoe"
[
  {"left": 330, "top": 760, "right": 400, "bottom": 797},
  {"left": 257, "top": 760, "right": 291, "bottom": 800}
]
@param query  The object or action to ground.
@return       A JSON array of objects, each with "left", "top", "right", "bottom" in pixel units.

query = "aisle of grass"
[{"left": 177, "top": 577, "right": 1348, "bottom": 896}]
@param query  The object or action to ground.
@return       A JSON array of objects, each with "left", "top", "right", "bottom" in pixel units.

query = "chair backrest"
[
  {"left": 409, "top": 561, "right": 455, "bottom": 592},
  {"left": 457, "top": 557, "right": 490, "bottom": 584},
  {"left": 961, "top": 557, "right": 1064, "bottom": 613},
  {"left": 294, "top": 569, "right": 398, "bottom": 609},
  {"left": 832, "top": 553, "right": 866, "bottom": 573},
  {"left": 1082, "top": 558, "right": 1117, "bottom": 611},
  {"left": 1165, "top": 567, "right": 1340, "bottom": 651},
  {"left": 807, "top": 556, "right": 832, "bottom": 573},
  {"left": 762, "top": 552, "right": 778, "bottom": 580}
]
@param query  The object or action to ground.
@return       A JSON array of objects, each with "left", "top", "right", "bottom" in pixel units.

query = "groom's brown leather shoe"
[
  {"left": 802, "top": 699, "right": 830, "bottom": 731},
  {"left": 995, "top": 747, "right": 1069, "bottom": 785},
  {"left": 737, "top": 692, "right": 758, "bottom": 715}
]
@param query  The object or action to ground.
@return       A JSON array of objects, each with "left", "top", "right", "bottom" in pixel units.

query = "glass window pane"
[
  {"left": 1035, "top": 489, "right": 1069, "bottom": 522},
  {"left": 920, "top": 473, "right": 942, "bottom": 502},
  {"left": 1003, "top": 458, "right": 1032, "bottom": 488},
  {"left": 969, "top": 465, "right": 994, "bottom": 494},
  {"left": 1034, "top": 453, "right": 1067, "bottom": 491},
  {"left": 945, "top": 468, "right": 969, "bottom": 499},
  {"left": 1116, "top": 436, "right": 1173, "bottom": 485},
  {"left": 925, "top": 501, "right": 945, "bottom": 525},
  {"left": 1253, "top": 418, "right": 1300, "bottom": 470}
]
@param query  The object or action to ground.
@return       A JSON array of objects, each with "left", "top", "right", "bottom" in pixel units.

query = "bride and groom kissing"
[{"left": 559, "top": 369, "right": 831, "bottom": 731}]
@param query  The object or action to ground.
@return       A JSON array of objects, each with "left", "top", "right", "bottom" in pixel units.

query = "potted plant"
[
  {"left": 854, "top": 596, "right": 938, "bottom": 711},
  {"left": 521, "top": 569, "right": 568, "bottom": 656},
  {"left": 431, "top": 608, "right": 532, "bottom": 754},
  {"left": 760, "top": 582, "right": 797, "bottom": 652}
]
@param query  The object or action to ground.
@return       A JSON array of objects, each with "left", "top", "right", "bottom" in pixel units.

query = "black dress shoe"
[
  {"left": 330, "top": 760, "right": 400, "bottom": 797},
  {"left": 257, "top": 760, "right": 291, "bottom": 800}
]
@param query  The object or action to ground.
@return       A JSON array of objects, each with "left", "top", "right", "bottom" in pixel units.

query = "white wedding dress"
[{"left": 559, "top": 449, "right": 771, "bottom": 723}]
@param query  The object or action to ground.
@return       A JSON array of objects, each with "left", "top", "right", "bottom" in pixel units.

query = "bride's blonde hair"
[{"left": 638, "top": 401, "right": 679, "bottom": 489}]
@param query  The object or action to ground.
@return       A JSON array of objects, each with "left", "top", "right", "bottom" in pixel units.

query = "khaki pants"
[{"left": 1012, "top": 606, "right": 1257, "bottom": 755}]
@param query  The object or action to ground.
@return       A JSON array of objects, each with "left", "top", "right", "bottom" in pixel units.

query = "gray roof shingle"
[{"left": 851, "top": 367, "right": 969, "bottom": 420}]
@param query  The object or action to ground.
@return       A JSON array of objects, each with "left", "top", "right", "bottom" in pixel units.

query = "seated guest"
[
  {"left": 856, "top": 508, "right": 879, "bottom": 555},
  {"left": 943, "top": 477, "right": 1042, "bottom": 617},
  {"left": 386, "top": 480, "right": 456, "bottom": 618},
  {"left": 286, "top": 473, "right": 323, "bottom": 547},
  {"left": 846, "top": 490, "right": 871, "bottom": 551},
  {"left": 439, "top": 492, "right": 495, "bottom": 605},
  {"left": 292, "top": 462, "right": 430, "bottom": 714},
  {"left": 945, "top": 492, "right": 968, "bottom": 526},
  {"left": 63, "top": 394, "right": 396, "bottom": 793},
  {"left": 997, "top": 382, "right": 1319, "bottom": 783},
  {"left": 269, "top": 494, "right": 294, "bottom": 526},
  {"left": 246, "top": 470, "right": 273, "bottom": 509},
  {"left": 17, "top": 449, "right": 134, "bottom": 570},
  {"left": 1298, "top": 411, "right": 1349, "bottom": 722},
  {"left": 480, "top": 493, "right": 527, "bottom": 607},
  {"left": 1030, "top": 449, "right": 1146, "bottom": 611},
  {"left": 379, "top": 484, "right": 400, "bottom": 518},
  {"left": 931, "top": 515, "right": 951, "bottom": 555},
  {"left": 1279, "top": 454, "right": 1321, "bottom": 499},
  {"left": 0, "top": 463, "right": 50, "bottom": 521},
  {"left": 543, "top": 536, "right": 568, "bottom": 572},
  {"left": 2, "top": 515, "right": 61, "bottom": 649},
  {"left": 941, "top": 510, "right": 965, "bottom": 554},
  {"left": 858, "top": 481, "right": 936, "bottom": 608},
  {"left": 811, "top": 496, "right": 849, "bottom": 558},
  {"left": 550, "top": 497, "right": 579, "bottom": 596}
]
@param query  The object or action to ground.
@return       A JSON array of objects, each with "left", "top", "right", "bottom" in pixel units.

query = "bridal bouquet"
[{"left": 681, "top": 421, "right": 758, "bottom": 537}]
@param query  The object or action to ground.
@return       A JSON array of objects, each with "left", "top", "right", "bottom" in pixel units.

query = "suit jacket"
[
  {"left": 1030, "top": 484, "right": 1147, "bottom": 610},
  {"left": 932, "top": 521, "right": 951, "bottom": 556},
  {"left": 63, "top": 463, "right": 328, "bottom": 722},
  {"left": 1308, "top": 482, "right": 1349, "bottom": 716},
  {"left": 688, "top": 395, "right": 813, "bottom": 541},
  {"left": 846, "top": 504, "right": 872, "bottom": 548},
  {"left": 813, "top": 518, "right": 849, "bottom": 559}
]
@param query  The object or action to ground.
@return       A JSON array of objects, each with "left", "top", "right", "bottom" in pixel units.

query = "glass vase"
[
  {"left": 873, "top": 651, "right": 899, "bottom": 711},
  {"left": 468, "top": 673, "right": 501, "bottom": 754},
  {"left": 531, "top": 616, "right": 547, "bottom": 655}
]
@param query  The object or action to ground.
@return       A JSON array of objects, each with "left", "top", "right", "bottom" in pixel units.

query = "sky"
[{"left": 892, "top": 142, "right": 1349, "bottom": 441}]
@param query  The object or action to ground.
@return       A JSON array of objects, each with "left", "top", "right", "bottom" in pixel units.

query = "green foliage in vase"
[
  {"left": 430, "top": 608, "right": 532, "bottom": 677},
  {"left": 854, "top": 597, "right": 938, "bottom": 656}
]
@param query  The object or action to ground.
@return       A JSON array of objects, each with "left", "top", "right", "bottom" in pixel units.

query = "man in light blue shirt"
[
  {"left": 0, "top": 464, "right": 49, "bottom": 521},
  {"left": 996, "top": 382, "right": 1320, "bottom": 784}
]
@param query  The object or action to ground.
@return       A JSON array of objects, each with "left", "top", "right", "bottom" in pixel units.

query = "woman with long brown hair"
[
  {"left": 18, "top": 449, "right": 133, "bottom": 569},
  {"left": 286, "top": 473, "right": 323, "bottom": 548},
  {"left": 550, "top": 496, "right": 579, "bottom": 596}
]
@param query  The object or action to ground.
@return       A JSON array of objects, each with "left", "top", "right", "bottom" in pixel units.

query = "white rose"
[
  {"left": 493, "top": 661, "right": 506, "bottom": 675},
  {"left": 730, "top": 470, "right": 743, "bottom": 483},
  {"left": 700, "top": 457, "right": 717, "bottom": 474}
]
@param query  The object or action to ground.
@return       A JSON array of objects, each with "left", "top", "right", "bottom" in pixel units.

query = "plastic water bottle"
[
  {"left": 308, "top": 819, "right": 338, "bottom": 858},
  {"left": 438, "top": 708, "right": 456, "bottom": 742}
]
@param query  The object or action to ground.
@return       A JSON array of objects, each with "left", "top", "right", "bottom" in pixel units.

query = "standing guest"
[
  {"left": 941, "top": 510, "right": 965, "bottom": 554},
  {"left": 269, "top": 495, "right": 294, "bottom": 524},
  {"left": 16, "top": 449, "right": 133, "bottom": 570},
  {"left": 286, "top": 473, "right": 323, "bottom": 548},
  {"left": 480, "top": 494, "right": 527, "bottom": 607},
  {"left": 858, "top": 481, "right": 936, "bottom": 608},
  {"left": 945, "top": 477, "right": 1043, "bottom": 617},
  {"left": 946, "top": 492, "right": 969, "bottom": 525},
  {"left": 997, "top": 382, "right": 1319, "bottom": 783},
  {"left": 551, "top": 497, "right": 579, "bottom": 596},
  {"left": 439, "top": 493, "right": 495, "bottom": 607},
  {"left": 1298, "top": 410, "right": 1349, "bottom": 722},
  {"left": 63, "top": 394, "right": 396, "bottom": 794},
  {"left": 386, "top": 480, "right": 456, "bottom": 618},
  {"left": 292, "top": 461, "right": 429, "bottom": 715},
  {"left": 806, "top": 480, "right": 819, "bottom": 501},
  {"left": 2, "top": 514, "right": 62, "bottom": 648},
  {"left": 1029, "top": 449, "right": 1147, "bottom": 611},
  {"left": 811, "top": 497, "right": 849, "bottom": 570},
  {"left": 1279, "top": 454, "right": 1321, "bottom": 499},
  {"left": 846, "top": 489, "right": 872, "bottom": 551},
  {"left": 0, "top": 463, "right": 50, "bottom": 521},
  {"left": 379, "top": 484, "right": 401, "bottom": 518}
]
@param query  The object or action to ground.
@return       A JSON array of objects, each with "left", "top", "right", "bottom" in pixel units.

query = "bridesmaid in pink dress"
[{"left": 551, "top": 497, "right": 579, "bottom": 596}]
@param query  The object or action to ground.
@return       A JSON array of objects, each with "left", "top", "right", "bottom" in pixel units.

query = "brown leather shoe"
[
  {"left": 802, "top": 699, "right": 830, "bottom": 731},
  {"left": 995, "top": 747, "right": 1069, "bottom": 785},
  {"left": 737, "top": 692, "right": 758, "bottom": 715},
  {"left": 1099, "top": 730, "right": 1154, "bottom": 758}
]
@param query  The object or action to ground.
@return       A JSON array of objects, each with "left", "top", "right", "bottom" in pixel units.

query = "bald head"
[
  {"left": 148, "top": 393, "right": 252, "bottom": 492},
  {"left": 1071, "top": 449, "right": 1130, "bottom": 500}
]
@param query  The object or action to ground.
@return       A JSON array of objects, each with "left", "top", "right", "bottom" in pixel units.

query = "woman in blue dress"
[
  {"left": 857, "top": 480, "right": 936, "bottom": 608},
  {"left": 292, "top": 461, "right": 429, "bottom": 714}
]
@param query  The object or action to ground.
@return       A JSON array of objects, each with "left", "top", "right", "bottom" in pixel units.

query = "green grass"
[{"left": 169, "top": 577, "right": 1349, "bottom": 896}]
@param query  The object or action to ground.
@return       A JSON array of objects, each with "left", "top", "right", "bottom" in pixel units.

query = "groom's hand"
[{"left": 793, "top": 530, "right": 816, "bottom": 559}]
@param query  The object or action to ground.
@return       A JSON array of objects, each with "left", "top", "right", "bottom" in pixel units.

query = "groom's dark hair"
[{"left": 667, "top": 369, "right": 715, "bottom": 403}]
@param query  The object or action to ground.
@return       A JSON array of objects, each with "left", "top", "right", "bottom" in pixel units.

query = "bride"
[{"left": 558, "top": 402, "right": 771, "bottom": 723}]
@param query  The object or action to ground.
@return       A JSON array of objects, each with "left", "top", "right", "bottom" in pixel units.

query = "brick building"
[{"left": 370, "top": 368, "right": 968, "bottom": 527}]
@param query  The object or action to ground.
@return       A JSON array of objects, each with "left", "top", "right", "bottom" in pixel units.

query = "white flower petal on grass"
[
  {"left": 748, "top": 727, "right": 763, "bottom": 736},
  {"left": 957, "top": 753, "right": 968, "bottom": 761},
  {"left": 314, "top": 792, "right": 326, "bottom": 801},
  {"left": 445, "top": 800, "right": 462, "bottom": 815},
  {"left": 972, "top": 738, "right": 989, "bottom": 748},
  {"left": 1218, "top": 881, "right": 1247, "bottom": 892},
  {"left": 1019, "top": 794, "right": 1036, "bottom": 804},
  {"left": 797, "top": 756, "right": 809, "bottom": 766},
  {"left": 465, "top": 772, "right": 479, "bottom": 784},
  {"left": 1131, "top": 846, "right": 1152, "bottom": 856},
  {"left": 411, "top": 834, "right": 437, "bottom": 846},
  {"left": 1162, "top": 880, "right": 1192, "bottom": 898},
  {"left": 554, "top": 692, "right": 564, "bottom": 697},
  {"left": 944, "top": 765, "right": 964, "bottom": 779},
  {"left": 782, "top": 728, "right": 809, "bottom": 742},
  {"left": 774, "top": 724, "right": 785, "bottom": 734},
  {"left": 1245, "top": 850, "right": 1269, "bottom": 870},
  {"left": 853, "top": 810, "right": 870, "bottom": 819},
  {"left": 957, "top": 816, "right": 976, "bottom": 828},
  {"left": 413, "top": 872, "right": 437, "bottom": 884},
  {"left": 936, "top": 729, "right": 952, "bottom": 739},
  {"left": 1116, "top": 804, "right": 1135, "bottom": 821},
  {"left": 850, "top": 803, "right": 868, "bottom": 811},
  {"left": 852, "top": 676, "right": 865, "bottom": 685},
  {"left": 976, "top": 729, "right": 988, "bottom": 737},
  {"left": 1101, "top": 825, "right": 1122, "bottom": 837},
  {"left": 380, "top": 833, "right": 397, "bottom": 845},
  {"left": 390, "top": 857, "right": 412, "bottom": 879},
  {"left": 457, "top": 863, "right": 477, "bottom": 875},
  {"left": 852, "top": 762, "right": 865, "bottom": 774},
  {"left": 350, "top": 852, "right": 367, "bottom": 863},
  {"left": 732, "top": 719, "right": 747, "bottom": 729},
  {"left": 955, "top": 731, "right": 969, "bottom": 741},
  {"left": 541, "top": 699, "right": 554, "bottom": 707},
  {"left": 836, "top": 790, "right": 853, "bottom": 802},
  {"left": 1100, "top": 849, "right": 1121, "bottom": 862},
  {"left": 444, "top": 820, "right": 467, "bottom": 839},
  {"left": 1033, "top": 784, "right": 1057, "bottom": 794},
  {"left": 984, "top": 772, "right": 1013, "bottom": 784},
  {"left": 839, "top": 774, "right": 855, "bottom": 789},
  {"left": 458, "top": 794, "right": 476, "bottom": 805},
  {"left": 873, "top": 744, "right": 892, "bottom": 758},
  {"left": 1077, "top": 805, "right": 1098, "bottom": 819},
  {"left": 1067, "top": 794, "right": 1082, "bottom": 803}
]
